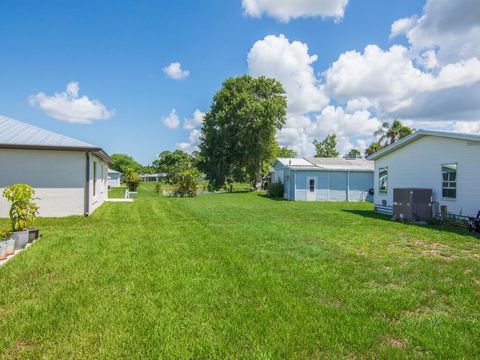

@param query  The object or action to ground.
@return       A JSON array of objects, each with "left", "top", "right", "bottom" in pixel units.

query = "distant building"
[
  {"left": 140, "top": 174, "right": 165, "bottom": 182},
  {"left": 271, "top": 157, "right": 374, "bottom": 202},
  {"left": 0, "top": 115, "right": 111, "bottom": 217},
  {"left": 368, "top": 129, "right": 480, "bottom": 218},
  {"left": 108, "top": 169, "right": 122, "bottom": 187}
]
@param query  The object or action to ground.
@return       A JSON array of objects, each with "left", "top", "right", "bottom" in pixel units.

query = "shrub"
[
  {"left": 155, "top": 183, "right": 162, "bottom": 195},
  {"left": 173, "top": 168, "right": 202, "bottom": 197},
  {"left": 3, "top": 184, "right": 39, "bottom": 231},
  {"left": 269, "top": 182, "right": 284, "bottom": 198},
  {"left": 0, "top": 226, "right": 12, "bottom": 241},
  {"left": 123, "top": 168, "right": 140, "bottom": 192}
]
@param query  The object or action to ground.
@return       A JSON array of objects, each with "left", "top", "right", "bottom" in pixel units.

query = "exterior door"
[{"left": 306, "top": 177, "right": 316, "bottom": 201}]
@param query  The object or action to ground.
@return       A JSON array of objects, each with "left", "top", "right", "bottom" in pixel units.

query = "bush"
[
  {"left": 123, "top": 168, "right": 140, "bottom": 192},
  {"left": 3, "top": 184, "right": 39, "bottom": 231},
  {"left": 269, "top": 182, "right": 284, "bottom": 198},
  {"left": 0, "top": 226, "right": 12, "bottom": 241},
  {"left": 173, "top": 168, "right": 202, "bottom": 197}
]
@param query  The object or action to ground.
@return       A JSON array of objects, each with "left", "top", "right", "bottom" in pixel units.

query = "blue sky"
[{"left": 1, "top": 0, "right": 479, "bottom": 164}]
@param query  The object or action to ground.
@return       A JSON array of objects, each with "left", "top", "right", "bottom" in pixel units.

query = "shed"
[
  {"left": 368, "top": 129, "right": 480, "bottom": 218},
  {"left": 0, "top": 115, "right": 112, "bottom": 217},
  {"left": 108, "top": 169, "right": 122, "bottom": 187},
  {"left": 272, "top": 157, "right": 374, "bottom": 202}
]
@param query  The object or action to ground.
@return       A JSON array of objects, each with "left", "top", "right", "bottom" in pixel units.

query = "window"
[
  {"left": 309, "top": 179, "right": 315, "bottom": 192},
  {"left": 442, "top": 164, "right": 457, "bottom": 198},
  {"left": 379, "top": 167, "right": 388, "bottom": 193},
  {"left": 93, "top": 162, "right": 97, "bottom": 196}
]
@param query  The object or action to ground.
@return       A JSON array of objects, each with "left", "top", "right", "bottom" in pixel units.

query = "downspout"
[{"left": 85, "top": 152, "right": 90, "bottom": 217}]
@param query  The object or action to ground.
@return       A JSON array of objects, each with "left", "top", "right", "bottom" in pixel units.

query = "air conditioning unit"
[{"left": 393, "top": 188, "right": 433, "bottom": 222}]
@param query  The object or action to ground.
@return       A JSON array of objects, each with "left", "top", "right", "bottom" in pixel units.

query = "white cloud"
[
  {"left": 242, "top": 0, "right": 349, "bottom": 22},
  {"left": 391, "top": 0, "right": 480, "bottom": 64},
  {"left": 453, "top": 121, "right": 480, "bottom": 134},
  {"left": 248, "top": 34, "right": 329, "bottom": 115},
  {"left": 183, "top": 109, "right": 205, "bottom": 130},
  {"left": 277, "top": 107, "right": 380, "bottom": 157},
  {"left": 162, "top": 109, "right": 180, "bottom": 129},
  {"left": 176, "top": 129, "right": 201, "bottom": 153},
  {"left": 390, "top": 16, "right": 418, "bottom": 39},
  {"left": 163, "top": 62, "right": 190, "bottom": 80},
  {"left": 325, "top": 45, "right": 480, "bottom": 116},
  {"left": 28, "top": 82, "right": 114, "bottom": 124}
]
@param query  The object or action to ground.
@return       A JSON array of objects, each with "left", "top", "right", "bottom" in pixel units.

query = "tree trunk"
[{"left": 255, "top": 164, "right": 262, "bottom": 191}]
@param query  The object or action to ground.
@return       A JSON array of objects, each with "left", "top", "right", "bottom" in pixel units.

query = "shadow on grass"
[
  {"left": 343, "top": 209, "right": 477, "bottom": 238},
  {"left": 257, "top": 194, "right": 287, "bottom": 201}
]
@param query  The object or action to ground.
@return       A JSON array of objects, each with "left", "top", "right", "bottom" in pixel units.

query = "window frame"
[
  {"left": 378, "top": 167, "right": 388, "bottom": 194},
  {"left": 441, "top": 163, "right": 457, "bottom": 199},
  {"left": 93, "top": 161, "right": 97, "bottom": 197}
]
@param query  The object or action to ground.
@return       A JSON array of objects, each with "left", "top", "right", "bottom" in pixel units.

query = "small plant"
[
  {"left": 173, "top": 168, "right": 202, "bottom": 197},
  {"left": 268, "top": 182, "right": 284, "bottom": 198},
  {"left": 123, "top": 168, "right": 140, "bottom": 192},
  {"left": 155, "top": 183, "right": 162, "bottom": 195},
  {"left": 0, "top": 226, "right": 12, "bottom": 241},
  {"left": 3, "top": 184, "right": 39, "bottom": 232}
]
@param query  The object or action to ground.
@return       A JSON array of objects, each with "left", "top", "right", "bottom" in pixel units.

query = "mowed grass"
[{"left": 1, "top": 184, "right": 479, "bottom": 359}]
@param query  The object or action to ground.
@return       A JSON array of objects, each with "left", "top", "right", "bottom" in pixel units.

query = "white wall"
[
  {"left": 108, "top": 174, "right": 121, "bottom": 187},
  {"left": 374, "top": 136, "right": 480, "bottom": 217},
  {"left": 0, "top": 149, "right": 86, "bottom": 217},
  {"left": 88, "top": 154, "right": 108, "bottom": 214}
]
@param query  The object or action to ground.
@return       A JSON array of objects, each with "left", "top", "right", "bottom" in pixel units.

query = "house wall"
[
  {"left": 295, "top": 170, "right": 373, "bottom": 202},
  {"left": 0, "top": 149, "right": 86, "bottom": 217},
  {"left": 108, "top": 174, "right": 121, "bottom": 187},
  {"left": 373, "top": 135, "right": 480, "bottom": 217},
  {"left": 88, "top": 154, "right": 108, "bottom": 215}
]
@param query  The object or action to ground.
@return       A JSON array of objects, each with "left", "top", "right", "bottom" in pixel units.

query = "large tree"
[
  {"left": 110, "top": 154, "right": 142, "bottom": 174},
  {"left": 199, "top": 75, "right": 287, "bottom": 189},
  {"left": 313, "top": 134, "right": 340, "bottom": 158},
  {"left": 153, "top": 150, "right": 194, "bottom": 184},
  {"left": 374, "top": 119, "right": 413, "bottom": 146}
]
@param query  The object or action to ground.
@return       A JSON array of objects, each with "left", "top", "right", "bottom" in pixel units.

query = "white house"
[
  {"left": 368, "top": 129, "right": 480, "bottom": 218},
  {"left": 0, "top": 115, "right": 111, "bottom": 217},
  {"left": 272, "top": 157, "right": 374, "bottom": 202},
  {"left": 108, "top": 169, "right": 122, "bottom": 187}
]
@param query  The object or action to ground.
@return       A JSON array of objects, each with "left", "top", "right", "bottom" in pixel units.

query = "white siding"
[
  {"left": 373, "top": 136, "right": 480, "bottom": 217},
  {"left": 0, "top": 149, "right": 86, "bottom": 217},
  {"left": 88, "top": 154, "right": 108, "bottom": 214}
]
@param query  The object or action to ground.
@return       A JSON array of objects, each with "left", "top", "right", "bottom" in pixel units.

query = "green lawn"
[
  {"left": 1, "top": 185, "right": 479, "bottom": 359},
  {"left": 107, "top": 185, "right": 127, "bottom": 198}
]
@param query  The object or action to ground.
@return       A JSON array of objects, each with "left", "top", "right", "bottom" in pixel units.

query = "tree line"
[{"left": 110, "top": 74, "right": 414, "bottom": 195}]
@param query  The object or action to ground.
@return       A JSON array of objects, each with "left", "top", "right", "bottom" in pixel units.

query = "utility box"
[{"left": 393, "top": 188, "right": 433, "bottom": 222}]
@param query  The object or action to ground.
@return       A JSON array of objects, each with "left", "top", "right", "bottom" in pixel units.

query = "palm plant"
[{"left": 374, "top": 120, "right": 413, "bottom": 146}]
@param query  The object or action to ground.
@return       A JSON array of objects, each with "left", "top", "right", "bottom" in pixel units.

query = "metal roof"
[
  {"left": 0, "top": 115, "right": 112, "bottom": 163},
  {"left": 305, "top": 157, "right": 374, "bottom": 171},
  {"left": 108, "top": 169, "right": 122, "bottom": 174},
  {"left": 275, "top": 157, "right": 373, "bottom": 172},
  {"left": 367, "top": 129, "right": 480, "bottom": 160},
  {"left": 0, "top": 115, "right": 99, "bottom": 149}
]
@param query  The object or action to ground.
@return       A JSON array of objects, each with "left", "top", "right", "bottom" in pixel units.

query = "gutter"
[
  {"left": 85, "top": 152, "right": 90, "bottom": 217},
  {"left": 0, "top": 144, "right": 112, "bottom": 164}
]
